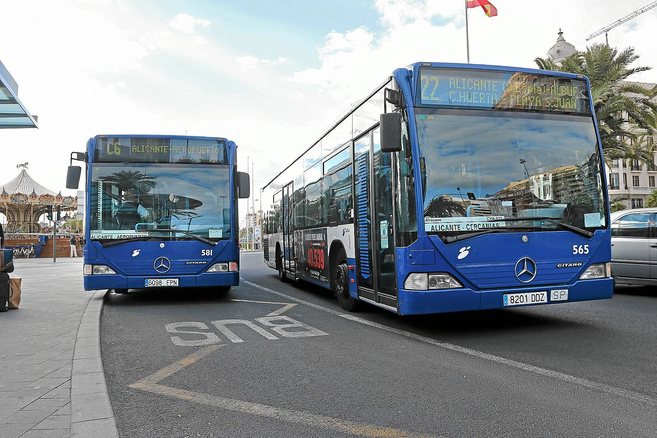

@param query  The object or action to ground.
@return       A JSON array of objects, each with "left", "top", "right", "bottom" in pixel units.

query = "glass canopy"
[{"left": 0, "top": 60, "right": 38, "bottom": 129}]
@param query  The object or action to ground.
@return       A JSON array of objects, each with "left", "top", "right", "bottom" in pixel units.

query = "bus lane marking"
[
  {"left": 242, "top": 280, "right": 656, "bottom": 407},
  {"left": 129, "top": 344, "right": 438, "bottom": 438},
  {"left": 165, "top": 299, "right": 325, "bottom": 347}
]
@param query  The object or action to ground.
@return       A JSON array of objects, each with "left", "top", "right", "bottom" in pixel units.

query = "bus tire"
[
  {"left": 113, "top": 288, "right": 129, "bottom": 294},
  {"left": 276, "top": 247, "right": 289, "bottom": 283},
  {"left": 334, "top": 257, "right": 359, "bottom": 312}
]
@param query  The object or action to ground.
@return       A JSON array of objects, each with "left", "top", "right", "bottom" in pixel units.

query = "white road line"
[
  {"left": 243, "top": 279, "right": 656, "bottom": 406},
  {"left": 228, "top": 298, "right": 297, "bottom": 316},
  {"left": 131, "top": 344, "right": 439, "bottom": 437}
]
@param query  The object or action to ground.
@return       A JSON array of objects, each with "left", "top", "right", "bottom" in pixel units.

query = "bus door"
[
  {"left": 372, "top": 128, "right": 397, "bottom": 304},
  {"left": 281, "top": 182, "right": 295, "bottom": 276},
  {"left": 354, "top": 130, "right": 397, "bottom": 305}
]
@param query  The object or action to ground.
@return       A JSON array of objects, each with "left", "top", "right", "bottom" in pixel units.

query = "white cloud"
[{"left": 169, "top": 13, "right": 211, "bottom": 35}]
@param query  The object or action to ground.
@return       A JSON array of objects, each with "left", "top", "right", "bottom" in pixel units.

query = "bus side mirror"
[
  {"left": 66, "top": 166, "right": 81, "bottom": 189},
  {"left": 380, "top": 113, "right": 402, "bottom": 153},
  {"left": 237, "top": 171, "right": 250, "bottom": 199}
]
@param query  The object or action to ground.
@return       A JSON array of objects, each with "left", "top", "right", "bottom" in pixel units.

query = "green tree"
[
  {"left": 647, "top": 190, "right": 657, "bottom": 208},
  {"left": 535, "top": 44, "right": 657, "bottom": 165},
  {"left": 609, "top": 198, "right": 627, "bottom": 212}
]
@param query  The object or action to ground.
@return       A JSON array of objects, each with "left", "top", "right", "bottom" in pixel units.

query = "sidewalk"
[{"left": 0, "top": 258, "right": 118, "bottom": 438}]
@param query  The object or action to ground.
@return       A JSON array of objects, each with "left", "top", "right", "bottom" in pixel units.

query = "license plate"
[
  {"left": 145, "top": 278, "right": 179, "bottom": 287},
  {"left": 503, "top": 291, "right": 547, "bottom": 306}
]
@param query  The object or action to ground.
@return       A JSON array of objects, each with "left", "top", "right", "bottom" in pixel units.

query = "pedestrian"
[
  {"left": 70, "top": 235, "right": 78, "bottom": 257},
  {"left": 0, "top": 221, "right": 4, "bottom": 248}
]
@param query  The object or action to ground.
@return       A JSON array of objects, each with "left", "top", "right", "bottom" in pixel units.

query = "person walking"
[
  {"left": 0, "top": 221, "right": 4, "bottom": 248},
  {"left": 70, "top": 235, "right": 78, "bottom": 257}
]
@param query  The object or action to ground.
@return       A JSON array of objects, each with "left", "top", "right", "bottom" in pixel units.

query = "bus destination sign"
[
  {"left": 95, "top": 137, "right": 228, "bottom": 164},
  {"left": 418, "top": 68, "right": 590, "bottom": 114}
]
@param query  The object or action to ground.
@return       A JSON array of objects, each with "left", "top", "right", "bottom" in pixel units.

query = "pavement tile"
[
  {"left": 22, "top": 398, "right": 69, "bottom": 413},
  {"left": 71, "top": 373, "right": 106, "bottom": 396},
  {"left": 42, "top": 383, "right": 71, "bottom": 400},
  {"left": 19, "top": 429, "right": 70, "bottom": 438},
  {"left": 72, "top": 418, "right": 117, "bottom": 438},
  {"left": 71, "top": 392, "right": 113, "bottom": 423},
  {"left": 1, "top": 408, "right": 52, "bottom": 424},
  {"left": 72, "top": 357, "right": 102, "bottom": 375},
  {"left": 34, "top": 414, "right": 71, "bottom": 430},
  {"left": 0, "top": 422, "right": 33, "bottom": 438},
  {"left": 54, "top": 403, "right": 71, "bottom": 416},
  {"left": 72, "top": 344, "right": 100, "bottom": 360}
]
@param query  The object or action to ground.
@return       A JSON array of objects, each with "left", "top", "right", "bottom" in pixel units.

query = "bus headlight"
[
  {"left": 84, "top": 264, "right": 116, "bottom": 275},
  {"left": 579, "top": 263, "right": 611, "bottom": 280},
  {"left": 404, "top": 273, "right": 462, "bottom": 290},
  {"left": 207, "top": 262, "right": 238, "bottom": 273}
]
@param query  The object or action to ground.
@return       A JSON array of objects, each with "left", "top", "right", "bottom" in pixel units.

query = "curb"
[{"left": 71, "top": 291, "right": 119, "bottom": 438}]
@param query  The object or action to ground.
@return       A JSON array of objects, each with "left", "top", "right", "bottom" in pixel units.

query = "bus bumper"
[
  {"left": 397, "top": 278, "right": 614, "bottom": 315},
  {"left": 83, "top": 272, "right": 240, "bottom": 291}
]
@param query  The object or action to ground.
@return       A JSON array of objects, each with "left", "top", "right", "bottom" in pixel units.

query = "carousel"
[{"left": 0, "top": 163, "right": 77, "bottom": 233}]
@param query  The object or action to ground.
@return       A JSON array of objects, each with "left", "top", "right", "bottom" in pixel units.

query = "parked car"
[{"left": 610, "top": 207, "right": 657, "bottom": 286}]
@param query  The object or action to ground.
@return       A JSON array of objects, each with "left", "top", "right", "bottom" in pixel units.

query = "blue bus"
[
  {"left": 66, "top": 134, "right": 249, "bottom": 293},
  {"left": 261, "top": 62, "right": 613, "bottom": 315}
]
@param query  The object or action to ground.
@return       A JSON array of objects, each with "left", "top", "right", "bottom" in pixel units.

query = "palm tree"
[
  {"left": 535, "top": 44, "right": 657, "bottom": 165},
  {"left": 101, "top": 170, "right": 156, "bottom": 195}
]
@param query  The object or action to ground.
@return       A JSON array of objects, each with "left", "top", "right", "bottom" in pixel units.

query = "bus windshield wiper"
[
  {"left": 443, "top": 228, "right": 506, "bottom": 243},
  {"left": 146, "top": 228, "right": 217, "bottom": 246},
  {"left": 101, "top": 237, "right": 153, "bottom": 248},
  {"left": 491, "top": 217, "right": 594, "bottom": 238}
]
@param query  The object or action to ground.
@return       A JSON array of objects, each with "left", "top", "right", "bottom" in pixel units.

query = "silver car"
[{"left": 610, "top": 207, "right": 657, "bottom": 286}]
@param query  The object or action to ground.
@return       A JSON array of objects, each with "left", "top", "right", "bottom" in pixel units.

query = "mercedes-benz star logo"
[
  {"left": 514, "top": 257, "right": 537, "bottom": 283},
  {"left": 153, "top": 256, "right": 171, "bottom": 273}
]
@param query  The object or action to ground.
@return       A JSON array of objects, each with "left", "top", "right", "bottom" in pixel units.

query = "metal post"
[
  {"left": 465, "top": 2, "right": 470, "bottom": 63},
  {"left": 246, "top": 156, "right": 250, "bottom": 250},
  {"left": 251, "top": 161, "right": 255, "bottom": 250},
  {"left": 52, "top": 215, "right": 57, "bottom": 263}
]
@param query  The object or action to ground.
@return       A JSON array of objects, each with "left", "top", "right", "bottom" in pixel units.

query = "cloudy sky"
[{"left": 1, "top": 0, "right": 656, "bottom": 218}]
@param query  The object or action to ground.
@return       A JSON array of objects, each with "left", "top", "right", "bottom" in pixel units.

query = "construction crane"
[{"left": 586, "top": 1, "right": 657, "bottom": 44}]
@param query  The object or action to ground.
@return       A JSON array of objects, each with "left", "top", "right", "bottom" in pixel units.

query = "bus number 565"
[{"left": 572, "top": 245, "right": 589, "bottom": 255}]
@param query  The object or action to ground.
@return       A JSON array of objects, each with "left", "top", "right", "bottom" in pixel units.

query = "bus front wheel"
[{"left": 334, "top": 258, "right": 358, "bottom": 312}]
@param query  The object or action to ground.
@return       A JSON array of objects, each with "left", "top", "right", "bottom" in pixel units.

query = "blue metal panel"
[{"left": 355, "top": 152, "right": 371, "bottom": 280}]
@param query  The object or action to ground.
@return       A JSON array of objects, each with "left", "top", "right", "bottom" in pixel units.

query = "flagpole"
[{"left": 465, "top": 1, "right": 470, "bottom": 63}]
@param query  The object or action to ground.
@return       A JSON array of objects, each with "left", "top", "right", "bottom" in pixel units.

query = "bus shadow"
[
  {"left": 103, "top": 287, "right": 233, "bottom": 307},
  {"left": 282, "top": 276, "right": 585, "bottom": 336},
  {"left": 400, "top": 309, "right": 582, "bottom": 336}
]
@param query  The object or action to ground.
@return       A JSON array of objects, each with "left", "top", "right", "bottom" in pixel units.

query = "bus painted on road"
[
  {"left": 261, "top": 62, "right": 613, "bottom": 315},
  {"left": 67, "top": 134, "right": 249, "bottom": 292}
]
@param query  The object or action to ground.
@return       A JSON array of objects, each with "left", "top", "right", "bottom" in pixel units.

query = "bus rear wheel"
[{"left": 334, "top": 257, "right": 359, "bottom": 312}]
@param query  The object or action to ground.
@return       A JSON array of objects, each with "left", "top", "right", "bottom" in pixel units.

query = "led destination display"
[
  {"left": 95, "top": 136, "right": 228, "bottom": 164},
  {"left": 418, "top": 68, "right": 590, "bottom": 114}
]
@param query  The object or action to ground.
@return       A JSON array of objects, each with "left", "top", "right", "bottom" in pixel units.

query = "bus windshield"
[
  {"left": 88, "top": 163, "right": 231, "bottom": 241},
  {"left": 416, "top": 109, "right": 606, "bottom": 239}
]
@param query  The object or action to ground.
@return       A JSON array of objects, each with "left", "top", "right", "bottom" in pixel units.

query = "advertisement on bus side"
[{"left": 302, "top": 228, "right": 328, "bottom": 282}]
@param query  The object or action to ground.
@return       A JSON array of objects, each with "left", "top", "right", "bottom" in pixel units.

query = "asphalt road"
[{"left": 100, "top": 251, "right": 657, "bottom": 437}]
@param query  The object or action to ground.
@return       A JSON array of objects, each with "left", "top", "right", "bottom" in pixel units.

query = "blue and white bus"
[
  {"left": 261, "top": 62, "right": 613, "bottom": 315},
  {"left": 67, "top": 134, "right": 249, "bottom": 293}
]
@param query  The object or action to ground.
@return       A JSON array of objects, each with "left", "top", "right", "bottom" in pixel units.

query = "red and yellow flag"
[{"left": 466, "top": 0, "right": 498, "bottom": 17}]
